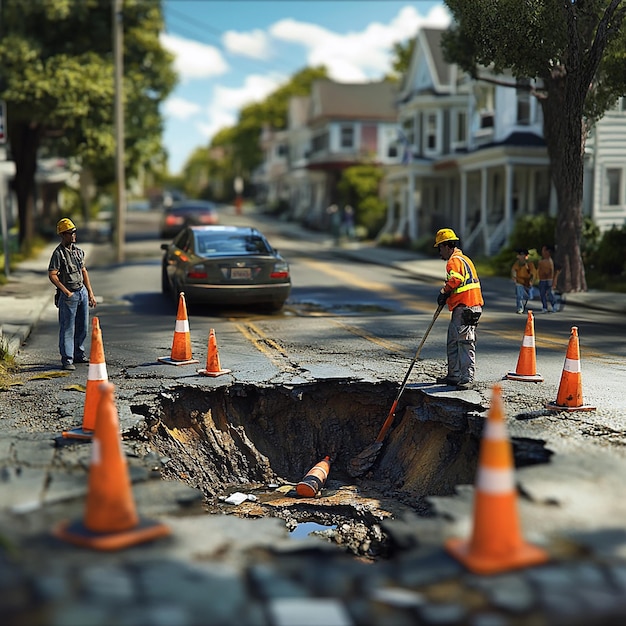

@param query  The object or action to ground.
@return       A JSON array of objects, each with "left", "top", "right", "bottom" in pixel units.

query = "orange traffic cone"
[
  {"left": 445, "top": 385, "right": 549, "bottom": 575},
  {"left": 546, "top": 326, "right": 595, "bottom": 412},
  {"left": 63, "top": 317, "right": 108, "bottom": 441},
  {"left": 158, "top": 292, "right": 199, "bottom": 366},
  {"left": 296, "top": 456, "right": 331, "bottom": 497},
  {"left": 197, "top": 328, "right": 231, "bottom": 377},
  {"left": 506, "top": 310, "right": 543, "bottom": 382},
  {"left": 53, "top": 383, "right": 171, "bottom": 550}
]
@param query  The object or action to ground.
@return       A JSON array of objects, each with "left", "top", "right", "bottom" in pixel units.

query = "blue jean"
[
  {"left": 58, "top": 286, "right": 88, "bottom": 365},
  {"left": 539, "top": 280, "right": 556, "bottom": 310},
  {"left": 515, "top": 284, "right": 531, "bottom": 311}
]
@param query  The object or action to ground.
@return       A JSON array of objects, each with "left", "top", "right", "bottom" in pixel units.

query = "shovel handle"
[{"left": 373, "top": 304, "right": 444, "bottom": 443}]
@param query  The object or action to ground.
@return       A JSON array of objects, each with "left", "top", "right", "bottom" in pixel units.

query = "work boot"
[{"left": 436, "top": 376, "right": 458, "bottom": 385}]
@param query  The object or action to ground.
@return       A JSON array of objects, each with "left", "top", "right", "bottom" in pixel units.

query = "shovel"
[{"left": 347, "top": 303, "right": 445, "bottom": 478}]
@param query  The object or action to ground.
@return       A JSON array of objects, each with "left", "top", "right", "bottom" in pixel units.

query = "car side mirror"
[{"left": 160, "top": 243, "right": 169, "bottom": 251}]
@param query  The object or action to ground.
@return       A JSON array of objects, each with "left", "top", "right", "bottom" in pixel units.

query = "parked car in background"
[
  {"left": 161, "top": 225, "right": 291, "bottom": 311},
  {"left": 159, "top": 200, "right": 219, "bottom": 239}
]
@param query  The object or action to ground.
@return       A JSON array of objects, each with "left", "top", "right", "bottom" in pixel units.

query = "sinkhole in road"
[{"left": 146, "top": 381, "right": 552, "bottom": 559}]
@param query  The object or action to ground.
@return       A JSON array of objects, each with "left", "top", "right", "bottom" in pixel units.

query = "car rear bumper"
[{"left": 182, "top": 283, "right": 291, "bottom": 305}]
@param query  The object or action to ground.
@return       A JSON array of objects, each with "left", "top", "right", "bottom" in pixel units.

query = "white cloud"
[
  {"left": 223, "top": 29, "right": 272, "bottom": 60},
  {"left": 269, "top": 4, "right": 451, "bottom": 82},
  {"left": 197, "top": 74, "right": 285, "bottom": 141},
  {"left": 163, "top": 97, "right": 201, "bottom": 120},
  {"left": 160, "top": 33, "right": 229, "bottom": 81}
]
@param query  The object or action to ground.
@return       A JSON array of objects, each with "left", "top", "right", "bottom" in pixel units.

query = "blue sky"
[{"left": 161, "top": 1, "right": 449, "bottom": 174}]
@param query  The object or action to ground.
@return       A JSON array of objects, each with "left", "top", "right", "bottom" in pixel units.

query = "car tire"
[{"left": 262, "top": 301, "right": 285, "bottom": 313}]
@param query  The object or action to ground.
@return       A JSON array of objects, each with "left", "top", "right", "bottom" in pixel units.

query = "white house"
[{"left": 383, "top": 27, "right": 626, "bottom": 255}]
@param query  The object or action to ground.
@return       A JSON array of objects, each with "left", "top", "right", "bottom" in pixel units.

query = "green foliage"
[
  {"left": 337, "top": 165, "right": 386, "bottom": 238},
  {"left": 0, "top": 0, "right": 176, "bottom": 240},
  {"left": 387, "top": 38, "right": 416, "bottom": 82},
  {"left": 205, "top": 67, "right": 328, "bottom": 191},
  {"left": 586, "top": 225, "right": 626, "bottom": 275}
]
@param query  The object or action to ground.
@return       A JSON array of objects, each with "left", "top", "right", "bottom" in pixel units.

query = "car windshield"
[{"left": 194, "top": 234, "right": 272, "bottom": 256}]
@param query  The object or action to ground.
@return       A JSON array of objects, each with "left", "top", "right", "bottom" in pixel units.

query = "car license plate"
[{"left": 230, "top": 268, "right": 251, "bottom": 279}]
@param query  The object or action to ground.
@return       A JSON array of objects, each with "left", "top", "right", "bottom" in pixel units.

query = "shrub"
[{"left": 586, "top": 225, "right": 626, "bottom": 275}]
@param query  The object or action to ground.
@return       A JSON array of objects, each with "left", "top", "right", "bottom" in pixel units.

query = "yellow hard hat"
[
  {"left": 56, "top": 218, "right": 76, "bottom": 234},
  {"left": 434, "top": 227, "right": 459, "bottom": 247}
]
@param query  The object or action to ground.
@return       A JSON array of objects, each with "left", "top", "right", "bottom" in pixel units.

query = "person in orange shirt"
[
  {"left": 537, "top": 244, "right": 561, "bottom": 313},
  {"left": 434, "top": 228, "right": 484, "bottom": 390},
  {"left": 511, "top": 248, "right": 536, "bottom": 314}
]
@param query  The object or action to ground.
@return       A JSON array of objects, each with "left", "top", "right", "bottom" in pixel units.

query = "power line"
[{"left": 165, "top": 4, "right": 298, "bottom": 76}]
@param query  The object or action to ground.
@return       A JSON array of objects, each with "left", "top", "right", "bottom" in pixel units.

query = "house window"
[
  {"left": 606, "top": 168, "right": 622, "bottom": 205},
  {"left": 311, "top": 132, "right": 328, "bottom": 154},
  {"left": 402, "top": 117, "right": 415, "bottom": 146},
  {"left": 424, "top": 112, "right": 439, "bottom": 153},
  {"left": 340, "top": 125, "right": 354, "bottom": 149},
  {"left": 476, "top": 85, "right": 495, "bottom": 130},
  {"left": 516, "top": 79, "right": 532, "bottom": 125},
  {"left": 453, "top": 110, "right": 467, "bottom": 149}
]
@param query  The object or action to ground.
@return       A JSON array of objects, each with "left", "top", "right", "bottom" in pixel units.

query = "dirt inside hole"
[{"left": 145, "top": 381, "right": 552, "bottom": 559}]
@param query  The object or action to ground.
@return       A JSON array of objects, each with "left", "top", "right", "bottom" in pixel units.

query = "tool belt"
[{"left": 461, "top": 307, "right": 482, "bottom": 326}]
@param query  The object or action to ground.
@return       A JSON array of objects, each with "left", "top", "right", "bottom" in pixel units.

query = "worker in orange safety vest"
[{"left": 433, "top": 228, "right": 484, "bottom": 390}]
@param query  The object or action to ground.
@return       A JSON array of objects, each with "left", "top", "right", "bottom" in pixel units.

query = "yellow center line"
[{"left": 233, "top": 321, "right": 294, "bottom": 371}]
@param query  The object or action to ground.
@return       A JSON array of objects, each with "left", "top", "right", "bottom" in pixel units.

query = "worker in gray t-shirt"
[{"left": 48, "top": 218, "right": 97, "bottom": 371}]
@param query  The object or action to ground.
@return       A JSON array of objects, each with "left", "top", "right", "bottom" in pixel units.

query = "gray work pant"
[{"left": 446, "top": 305, "right": 480, "bottom": 383}]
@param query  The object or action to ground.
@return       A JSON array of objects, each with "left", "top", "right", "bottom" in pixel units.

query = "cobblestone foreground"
[{"left": 2, "top": 425, "right": 626, "bottom": 626}]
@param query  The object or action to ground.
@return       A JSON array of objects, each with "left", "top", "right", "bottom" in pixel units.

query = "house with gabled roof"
[
  {"left": 383, "top": 27, "right": 626, "bottom": 255},
  {"left": 254, "top": 79, "right": 401, "bottom": 228}
]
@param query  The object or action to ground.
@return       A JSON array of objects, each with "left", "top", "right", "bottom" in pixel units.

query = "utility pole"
[{"left": 113, "top": 0, "right": 126, "bottom": 262}]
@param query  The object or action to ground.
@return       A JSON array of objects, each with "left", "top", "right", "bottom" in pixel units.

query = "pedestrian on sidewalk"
[
  {"left": 434, "top": 228, "right": 483, "bottom": 390},
  {"left": 537, "top": 244, "right": 561, "bottom": 313},
  {"left": 342, "top": 205, "right": 356, "bottom": 241},
  {"left": 48, "top": 218, "right": 97, "bottom": 371},
  {"left": 511, "top": 248, "right": 536, "bottom": 314}
]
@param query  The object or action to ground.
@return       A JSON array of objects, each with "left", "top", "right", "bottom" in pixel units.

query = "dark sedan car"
[
  {"left": 159, "top": 200, "right": 219, "bottom": 239},
  {"left": 161, "top": 225, "right": 291, "bottom": 311}
]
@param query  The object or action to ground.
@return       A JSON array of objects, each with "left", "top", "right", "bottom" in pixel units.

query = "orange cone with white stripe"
[
  {"left": 546, "top": 326, "right": 595, "bottom": 412},
  {"left": 506, "top": 310, "right": 543, "bottom": 382},
  {"left": 197, "top": 328, "right": 231, "bottom": 377},
  {"left": 54, "top": 383, "right": 171, "bottom": 550},
  {"left": 296, "top": 456, "right": 331, "bottom": 497},
  {"left": 158, "top": 292, "right": 199, "bottom": 366},
  {"left": 63, "top": 317, "right": 108, "bottom": 441},
  {"left": 445, "top": 385, "right": 549, "bottom": 575}
]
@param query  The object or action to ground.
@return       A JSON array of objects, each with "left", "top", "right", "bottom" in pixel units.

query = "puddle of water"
[{"left": 290, "top": 522, "right": 336, "bottom": 539}]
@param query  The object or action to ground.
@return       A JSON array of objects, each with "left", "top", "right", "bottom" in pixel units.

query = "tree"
[
  {"left": 386, "top": 38, "right": 416, "bottom": 82},
  {"left": 202, "top": 66, "right": 328, "bottom": 194},
  {"left": 442, "top": 0, "right": 626, "bottom": 292},
  {"left": 0, "top": 0, "right": 176, "bottom": 250}
]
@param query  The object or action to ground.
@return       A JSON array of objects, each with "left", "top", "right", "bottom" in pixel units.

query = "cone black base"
[
  {"left": 157, "top": 356, "right": 199, "bottom": 366},
  {"left": 62, "top": 427, "right": 94, "bottom": 441},
  {"left": 53, "top": 517, "right": 171, "bottom": 551}
]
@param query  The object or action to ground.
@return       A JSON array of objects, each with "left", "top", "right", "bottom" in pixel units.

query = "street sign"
[{"left": 0, "top": 101, "right": 5, "bottom": 144}]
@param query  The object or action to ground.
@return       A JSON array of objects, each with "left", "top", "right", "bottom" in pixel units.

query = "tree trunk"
[
  {"left": 10, "top": 121, "right": 41, "bottom": 251},
  {"left": 540, "top": 74, "right": 587, "bottom": 293}
]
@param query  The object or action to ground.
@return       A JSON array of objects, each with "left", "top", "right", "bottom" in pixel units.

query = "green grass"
[{"left": 0, "top": 339, "right": 18, "bottom": 389}]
